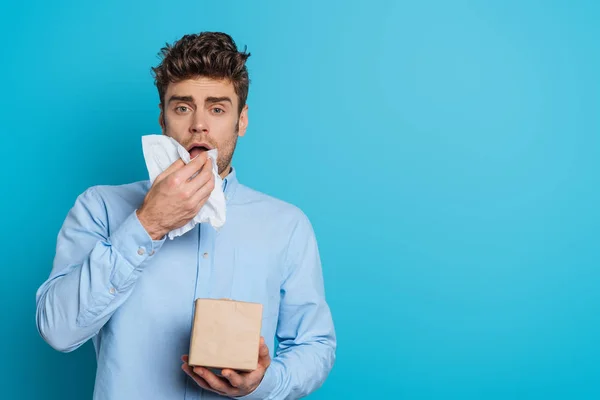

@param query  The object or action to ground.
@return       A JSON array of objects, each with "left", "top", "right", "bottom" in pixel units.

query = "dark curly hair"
[{"left": 151, "top": 32, "right": 251, "bottom": 115}]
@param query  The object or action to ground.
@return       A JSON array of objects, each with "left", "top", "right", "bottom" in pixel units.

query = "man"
[{"left": 35, "top": 32, "right": 336, "bottom": 400}]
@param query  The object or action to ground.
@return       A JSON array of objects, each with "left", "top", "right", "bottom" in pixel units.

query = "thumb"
[{"left": 258, "top": 337, "right": 270, "bottom": 368}]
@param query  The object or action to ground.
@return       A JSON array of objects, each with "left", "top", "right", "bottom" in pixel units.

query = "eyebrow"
[
  {"left": 167, "top": 95, "right": 232, "bottom": 106},
  {"left": 168, "top": 95, "right": 195, "bottom": 104},
  {"left": 205, "top": 96, "right": 232, "bottom": 105}
]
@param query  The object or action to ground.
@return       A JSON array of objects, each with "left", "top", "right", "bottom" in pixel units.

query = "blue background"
[{"left": 1, "top": 0, "right": 599, "bottom": 398}]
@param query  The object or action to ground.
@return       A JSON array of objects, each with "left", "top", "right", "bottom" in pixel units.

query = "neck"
[{"left": 220, "top": 164, "right": 232, "bottom": 180}]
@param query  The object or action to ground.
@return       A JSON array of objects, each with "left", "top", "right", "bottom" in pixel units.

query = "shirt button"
[
  {"left": 203, "top": 252, "right": 209, "bottom": 259},
  {"left": 137, "top": 247, "right": 145, "bottom": 256},
  {"left": 109, "top": 287, "right": 116, "bottom": 295}
]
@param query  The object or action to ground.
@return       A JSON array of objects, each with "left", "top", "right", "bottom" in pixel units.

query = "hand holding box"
[{"left": 188, "top": 298, "right": 263, "bottom": 372}]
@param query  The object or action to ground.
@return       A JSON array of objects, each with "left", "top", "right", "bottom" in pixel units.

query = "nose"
[{"left": 190, "top": 111, "right": 208, "bottom": 134}]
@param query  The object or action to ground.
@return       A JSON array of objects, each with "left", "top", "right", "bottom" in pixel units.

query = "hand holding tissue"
[{"left": 141, "top": 134, "right": 226, "bottom": 240}]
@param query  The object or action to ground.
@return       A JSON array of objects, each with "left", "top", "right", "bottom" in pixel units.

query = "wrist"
[{"left": 136, "top": 208, "right": 166, "bottom": 240}]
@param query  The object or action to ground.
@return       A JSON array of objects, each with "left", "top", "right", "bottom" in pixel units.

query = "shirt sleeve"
[
  {"left": 35, "top": 187, "right": 165, "bottom": 352},
  {"left": 236, "top": 211, "right": 337, "bottom": 400}
]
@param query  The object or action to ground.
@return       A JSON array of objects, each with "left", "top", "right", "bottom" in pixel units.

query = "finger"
[
  {"left": 182, "top": 363, "right": 222, "bottom": 394},
  {"left": 240, "top": 337, "right": 271, "bottom": 385},
  {"left": 193, "top": 366, "right": 237, "bottom": 395},
  {"left": 189, "top": 193, "right": 212, "bottom": 217},
  {"left": 189, "top": 173, "right": 215, "bottom": 207},
  {"left": 175, "top": 151, "right": 209, "bottom": 181},
  {"left": 187, "top": 157, "right": 213, "bottom": 188},
  {"left": 156, "top": 159, "right": 185, "bottom": 183},
  {"left": 181, "top": 355, "right": 189, "bottom": 363},
  {"left": 258, "top": 337, "right": 271, "bottom": 368},
  {"left": 220, "top": 368, "right": 245, "bottom": 389}
]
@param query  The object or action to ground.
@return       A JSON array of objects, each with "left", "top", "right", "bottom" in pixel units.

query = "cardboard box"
[{"left": 188, "top": 298, "right": 263, "bottom": 372}]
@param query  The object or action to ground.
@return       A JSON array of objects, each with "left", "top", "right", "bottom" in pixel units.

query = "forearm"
[
  {"left": 257, "top": 337, "right": 336, "bottom": 399},
  {"left": 237, "top": 211, "right": 337, "bottom": 399},
  {"left": 36, "top": 242, "right": 134, "bottom": 351},
  {"left": 237, "top": 298, "right": 336, "bottom": 400},
  {"left": 36, "top": 203, "right": 162, "bottom": 352}
]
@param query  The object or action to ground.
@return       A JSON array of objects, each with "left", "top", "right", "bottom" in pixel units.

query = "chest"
[{"left": 114, "top": 219, "right": 285, "bottom": 329}]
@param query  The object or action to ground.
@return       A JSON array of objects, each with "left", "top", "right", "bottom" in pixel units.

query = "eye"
[
  {"left": 212, "top": 107, "right": 224, "bottom": 114},
  {"left": 175, "top": 106, "right": 190, "bottom": 113}
]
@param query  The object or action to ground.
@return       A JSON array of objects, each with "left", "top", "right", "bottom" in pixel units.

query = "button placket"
[{"left": 196, "top": 224, "right": 215, "bottom": 299}]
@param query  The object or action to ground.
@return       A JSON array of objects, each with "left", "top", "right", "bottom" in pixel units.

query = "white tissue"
[{"left": 141, "top": 134, "right": 226, "bottom": 239}]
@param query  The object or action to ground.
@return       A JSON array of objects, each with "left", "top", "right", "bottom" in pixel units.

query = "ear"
[
  {"left": 158, "top": 104, "right": 166, "bottom": 134},
  {"left": 238, "top": 104, "right": 249, "bottom": 137}
]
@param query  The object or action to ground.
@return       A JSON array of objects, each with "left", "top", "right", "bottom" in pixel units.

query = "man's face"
[{"left": 159, "top": 77, "right": 248, "bottom": 177}]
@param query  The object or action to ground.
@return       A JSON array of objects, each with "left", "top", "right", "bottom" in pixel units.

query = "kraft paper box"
[{"left": 188, "top": 298, "right": 263, "bottom": 372}]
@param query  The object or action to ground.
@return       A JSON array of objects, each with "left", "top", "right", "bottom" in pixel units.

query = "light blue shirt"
[{"left": 35, "top": 168, "right": 336, "bottom": 400}]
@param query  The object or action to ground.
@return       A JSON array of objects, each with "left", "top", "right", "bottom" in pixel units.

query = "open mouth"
[{"left": 188, "top": 145, "right": 210, "bottom": 159}]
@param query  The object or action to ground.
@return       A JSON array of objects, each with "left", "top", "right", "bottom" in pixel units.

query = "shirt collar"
[{"left": 222, "top": 166, "right": 238, "bottom": 203}]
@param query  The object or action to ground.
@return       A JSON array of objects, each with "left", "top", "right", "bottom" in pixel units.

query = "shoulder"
[
  {"left": 76, "top": 180, "right": 150, "bottom": 208},
  {"left": 233, "top": 183, "right": 310, "bottom": 224},
  {"left": 68, "top": 181, "right": 150, "bottom": 233},
  {"left": 85, "top": 180, "right": 150, "bottom": 201},
  {"left": 231, "top": 183, "right": 316, "bottom": 244}
]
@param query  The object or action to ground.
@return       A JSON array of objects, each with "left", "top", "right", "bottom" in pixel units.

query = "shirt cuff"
[
  {"left": 109, "top": 210, "right": 165, "bottom": 270},
  {"left": 234, "top": 363, "right": 278, "bottom": 400}
]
